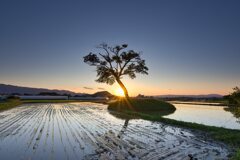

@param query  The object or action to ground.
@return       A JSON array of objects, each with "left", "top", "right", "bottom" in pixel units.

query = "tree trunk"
[{"left": 116, "top": 78, "right": 129, "bottom": 98}]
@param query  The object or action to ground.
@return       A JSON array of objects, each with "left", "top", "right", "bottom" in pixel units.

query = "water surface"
[
  {"left": 164, "top": 102, "right": 240, "bottom": 130},
  {"left": 0, "top": 102, "right": 230, "bottom": 159}
]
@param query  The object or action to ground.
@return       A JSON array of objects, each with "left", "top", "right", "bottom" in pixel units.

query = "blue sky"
[{"left": 0, "top": 0, "right": 240, "bottom": 95}]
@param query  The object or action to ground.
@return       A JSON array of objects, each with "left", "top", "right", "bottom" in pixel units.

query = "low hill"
[
  {"left": 0, "top": 84, "right": 113, "bottom": 97},
  {"left": 0, "top": 84, "right": 81, "bottom": 95},
  {"left": 92, "top": 91, "right": 114, "bottom": 98}
]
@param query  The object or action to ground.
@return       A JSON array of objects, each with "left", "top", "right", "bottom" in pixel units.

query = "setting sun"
[{"left": 115, "top": 88, "right": 125, "bottom": 97}]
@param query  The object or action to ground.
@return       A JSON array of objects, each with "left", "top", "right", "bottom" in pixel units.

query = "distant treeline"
[
  {"left": 136, "top": 94, "right": 223, "bottom": 102},
  {"left": 157, "top": 97, "right": 223, "bottom": 102},
  {"left": 223, "top": 87, "right": 240, "bottom": 120}
]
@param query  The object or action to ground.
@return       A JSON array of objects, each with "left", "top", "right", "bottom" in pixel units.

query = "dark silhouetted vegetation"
[
  {"left": 108, "top": 98, "right": 176, "bottom": 113},
  {"left": 38, "top": 92, "right": 61, "bottom": 96},
  {"left": 224, "top": 87, "right": 240, "bottom": 123},
  {"left": 225, "top": 87, "right": 240, "bottom": 106},
  {"left": 83, "top": 43, "right": 148, "bottom": 98}
]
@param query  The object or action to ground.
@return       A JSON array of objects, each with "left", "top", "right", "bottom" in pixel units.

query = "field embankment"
[
  {"left": 0, "top": 100, "right": 23, "bottom": 111},
  {"left": 108, "top": 98, "right": 240, "bottom": 159},
  {"left": 0, "top": 99, "right": 108, "bottom": 111}
]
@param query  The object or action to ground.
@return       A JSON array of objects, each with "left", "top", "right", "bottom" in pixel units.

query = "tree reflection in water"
[
  {"left": 107, "top": 111, "right": 134, "bottom": 137},
  {"left": 108, "top": 108, "right": 176, "bottom": 137}
]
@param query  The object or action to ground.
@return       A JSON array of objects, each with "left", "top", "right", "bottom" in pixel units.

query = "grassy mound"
[{"left": 108, "top": 98, "right": 176, "bottom": 115}]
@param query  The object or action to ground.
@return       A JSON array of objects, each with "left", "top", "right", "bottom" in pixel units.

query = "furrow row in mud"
[{"left": 0, "top": 103, "right": 230, "bottom": 160}]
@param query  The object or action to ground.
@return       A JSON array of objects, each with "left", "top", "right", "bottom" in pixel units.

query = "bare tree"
[{"left": 83, "top": 43, "right": 148, "bottom": 98}]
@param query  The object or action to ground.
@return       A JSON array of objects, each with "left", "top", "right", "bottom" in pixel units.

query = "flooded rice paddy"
[
  {"left": 0, "top": 102, "right": 231, "bottom": 159},
  {"left": 164, "top": 103, "right": 240, "bottom": 130}
]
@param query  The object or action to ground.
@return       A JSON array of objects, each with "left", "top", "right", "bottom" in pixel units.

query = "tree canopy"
[{"left": 83, "top": 43, "right": 148, "bottom": 98}]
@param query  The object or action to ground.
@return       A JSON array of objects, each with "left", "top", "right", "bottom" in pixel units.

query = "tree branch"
[{"left": 119, "top": 59, "right": 131, "bottom": 76}]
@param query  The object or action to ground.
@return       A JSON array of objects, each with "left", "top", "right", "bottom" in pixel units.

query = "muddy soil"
[{"left": 0, "top": 102, "right": 230, "bottom": 159}]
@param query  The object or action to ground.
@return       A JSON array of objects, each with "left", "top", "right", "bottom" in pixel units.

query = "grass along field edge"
[
  {"left": 0, "top": 99, "right": 108, "bottom": 111},
  {"left": 108, "top": 98, "right": 240, "bottom": 159},
  {"left": 0, "top": 100, "right": 23, "bottom": 111}
]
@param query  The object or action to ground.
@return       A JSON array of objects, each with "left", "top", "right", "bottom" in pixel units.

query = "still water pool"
[{"left": 165, "top": 102, "right": 240, "bottom": 130}]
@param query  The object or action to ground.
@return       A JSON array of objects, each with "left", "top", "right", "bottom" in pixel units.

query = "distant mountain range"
[
  {"left": 0, "top": 84, "right": 223, "bottom": 98},
  {"left": 155, "top": 94, "right": 223, "bottom": 98},
  {"left": 0, "top": 84, "right": 113, "bottom": 97}
]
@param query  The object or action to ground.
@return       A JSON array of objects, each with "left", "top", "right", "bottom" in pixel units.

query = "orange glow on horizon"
[{"left": 2, "top": 81, "right": 230, "bottom": 96}]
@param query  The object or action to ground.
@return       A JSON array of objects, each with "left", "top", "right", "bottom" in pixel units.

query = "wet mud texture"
[{"left": 0, "top": 102, "right": 230, "bottom": 160}]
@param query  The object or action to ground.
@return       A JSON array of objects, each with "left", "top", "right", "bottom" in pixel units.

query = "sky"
[{"left": 0, "top": 0, "right": 240, "bottom": 96}]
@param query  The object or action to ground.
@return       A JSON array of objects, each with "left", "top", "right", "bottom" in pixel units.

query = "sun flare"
[{"left": 115, "top": 88, "right": 125, "bottom": 97}]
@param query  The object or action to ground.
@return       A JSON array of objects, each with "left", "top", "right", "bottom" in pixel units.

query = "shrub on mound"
[{"left": 108, "top": 98, "right": 176, "bottom": 114}]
